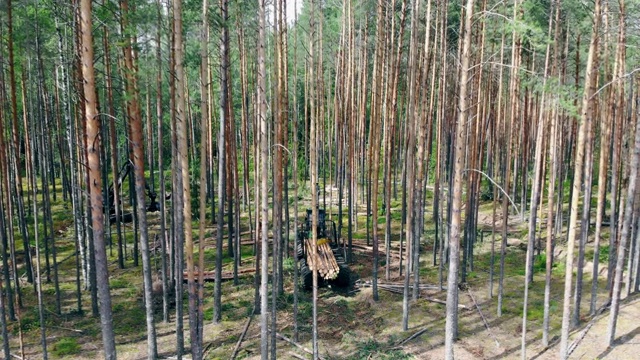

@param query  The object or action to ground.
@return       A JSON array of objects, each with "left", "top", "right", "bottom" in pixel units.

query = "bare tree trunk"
[
  {"left": 195, "top": 0, "right": 210, "bottom": 354},
  {"left": 522, "top": 3, "right": 555, "bottom": 354},
  {"left": 119, "top": 1, "right": 159, "bottom": 356},
  {"left": 155, "top": 0, "right": 170, "bottom": 324},
  {"left": 309, "top": 1, "right": 320, "bottom": 358},
  {"left": 80, "top": 0, "right": 117, "bottom": 357},
  {"left": 31, "top": 144, "right": 48, "bottom": 360},
  {"left": 444, "top": 0, "right": 474, "bottom": 358},
  {"left": 543, "top": 1, "right": 562, "bottom": 346},
  {"left": 172, "top": 0, "right": 186, "bottom": 356},
  {"left": 401, "top": 0, "right": 419, "bottom": 331},
  {"left": 214, "top": 0, "right": 228, "bottom": 327},
  {"left": 559, "top": 0, "right": 600, "bottom": 356},
  {"left": 607, "top": 1, "right": 631, "bottom": 342},
  {"left": 258, "top": 0, "right": 269, "bottom": 357},
  {"left": 608, "top": 91, "right": 636, "bottom": 347},
  {"left": 292, "top": 0, "right": 301, "bottom": 342}
]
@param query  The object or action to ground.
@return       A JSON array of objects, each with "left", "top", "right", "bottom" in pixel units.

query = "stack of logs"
[{"left": 305, "top": 238, "right": 340, "bottom": 280}]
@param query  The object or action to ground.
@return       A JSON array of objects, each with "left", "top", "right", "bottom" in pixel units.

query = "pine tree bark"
[
  {"left": 172, "top": 0, "right": 186, "bottom": 356},
  {"left": 80, "top": 0, "right": 117, "bottom": 357},
  {"left": 195, "top": 0, "right": 210, "bottom": 354},
  {"left": 257, "top": 0, "right": 269, "bottom": 357},
  {"left": 559, "top": 0, "right": 600, "bottom": 356},
  {"left": 120, "top": 1, "right": 159, "bottom": 356},
  {"left": 214, "top": 0, "right": 229, "bottom": 326},
  {"left": 156, "top": 0, "right": 170, "bottom": 323},
  {"left": 522, "top": 3, "right": 555, "bottom": 354},
  {"left": 445, "top": 0, "right": 474, "bottom": 358},
  {"left": 401, "top": 0, "right": 420, "bottom": 331}
]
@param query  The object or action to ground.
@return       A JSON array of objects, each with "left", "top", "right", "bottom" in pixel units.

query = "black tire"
[
  {"left": 330, "top": 265, "right": 351, "bottom": 288},
  {"left": 300, "top": 259, "right": 313, "bottom": 290},
  {"left": 296, "top": 238, "right": 305, "bottom": 260}
]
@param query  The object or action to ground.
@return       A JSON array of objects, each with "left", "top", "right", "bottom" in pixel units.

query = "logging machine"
[
  {"left": 297, "top": 208, "right": 351, "bottom": 290},
  {"left": 107, "top": 160, "right": 160, "bottom": 224}
]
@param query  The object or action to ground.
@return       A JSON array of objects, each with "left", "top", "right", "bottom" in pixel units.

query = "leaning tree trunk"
[{"left": 559, "top": 0, "right": 600, "bottom": 356}]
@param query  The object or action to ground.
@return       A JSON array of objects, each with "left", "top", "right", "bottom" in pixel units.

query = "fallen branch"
[
  {"left": 51, "top": 325, "right": 84, "bottom": 334},
  {"left": 467, "top": 288, "right": 499, "bottom": 349},
  {"left": 230, "top": 314, "right": 254, "bottom": 360},
  {"left": 567, "top": 300, "right": 610, "bottom": 356},
  {"left": 423, "top": 297, "right": 468, "bottom": 310},
  {"left": 355, "top": 280, "right": 467, "bottom": 309},
  {"left": 275, "top": 332, "right": 325, "bottom": 360},
  {"left": 397, "top": 326, "right": 430, "bottom": 346},
  {"left": 202, "top": 341, "right": 214, "bottom": 358}
]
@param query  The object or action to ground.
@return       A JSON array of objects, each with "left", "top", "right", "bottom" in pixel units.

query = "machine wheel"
[
  {"left": 296, "top": 239, "right": 305, "bottom": 260},
  {"left": 330, "top": 265, "right": 352, "bottom": 288},
  {"left": 300, "top": 259, "right": 313, "bottom": 290}
]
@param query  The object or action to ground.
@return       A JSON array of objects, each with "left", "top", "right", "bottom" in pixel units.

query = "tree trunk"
[
  {"left": 172, "top": 0, "right": 186, "bottom": 356},
  {"left": 80, "top": 0, "right": 117, "bottom": 356},
  {"left": 559, "top": 0, "right": 600, "bottom": 356},
  {"left": 214, "top": 0, "right": 229, "bottom": 327},
  {"left": 258, "top": 0, "right": 269, "bottom": 357},
  {"left": 522, "top": 3, "right": 555, "bottom": 354},
  {"left": 401, "top": 0, "right": 419, "bottom": 331},
  {"left": 444, "top": 0, "right": 474, "bottom": 358},
  {"left": 120, "top": 0, "right": 159, "bottom": 356}
]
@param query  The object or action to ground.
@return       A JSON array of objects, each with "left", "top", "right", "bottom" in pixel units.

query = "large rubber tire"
[
  {"left": 330, "top": 265, "right": 351, "bottom": 288},
  {"left": 300, "top": 259, "right": 313, "bottom": 290},
  {"left": 296, "top": 236, "right": 307, "bottom": 260}
]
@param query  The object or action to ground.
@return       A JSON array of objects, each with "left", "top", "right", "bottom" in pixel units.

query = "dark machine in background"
[{"left": 297, "top": 208, "right": 351, "bottom": 290}]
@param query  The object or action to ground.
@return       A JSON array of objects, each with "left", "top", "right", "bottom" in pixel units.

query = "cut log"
[{"left": 305, "top": 238, "right": 340, "bottom": 280}]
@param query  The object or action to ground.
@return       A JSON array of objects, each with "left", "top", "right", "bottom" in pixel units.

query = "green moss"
[
  {"left": 52, "top": 337, "right": 81, "bottom": 357},
  {"left": 110, "top": 278, "right": 131, "bottom": 289}
]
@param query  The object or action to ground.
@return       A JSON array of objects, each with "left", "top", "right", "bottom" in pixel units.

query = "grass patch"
[
  {"left": 110, "top": 278, "right": 131, "bottom": 289},
  {"left": 51, "top": 337, "right": 81, "bottom": 357},
  {"left": 585, "top": 244, "right": 609, "bottom": 264},
  {"left": 346, "top": 335, "right": 414, "bottom": 360}
]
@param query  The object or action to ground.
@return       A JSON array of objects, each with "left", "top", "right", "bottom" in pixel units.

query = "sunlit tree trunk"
[
  {"left": 258, "top": 0, "right": 269, "bottom": 357},
  {"left": 522, "top": 3, "right": 555, "bottom": 354},
  {"left": 401, "top": 0, "right": 419, "bottom": 331},
  {"left": 120, "top": 1, "right": 158, "bottom": 356},
  {"left": 444, "top": 0, "right": 474, "bottom": 358},
  {"left": 80, "top": 0, "right": 116, "bottom": 357},
  {"left": 559, "top": 0, "right": 600, "bottom": 356}
]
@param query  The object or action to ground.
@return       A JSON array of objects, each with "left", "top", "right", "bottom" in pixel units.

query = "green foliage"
[
  {"left": 533, "top": 253, "right": 549, "bottom": 273},
  {"left": 52, "top": 337, "right": 81, "bottom": 358},
  {"left": 110, "top": 278, "right": 131, "bottom": 289},
  {"left": 283, "top": 256, "right": 295, "bottom": 272},
  {"left": 586, "top": 245, "right": 609, "bottom": 264},
  {"left": 350, "top": 337, "right": 414, "bottom": 360}
]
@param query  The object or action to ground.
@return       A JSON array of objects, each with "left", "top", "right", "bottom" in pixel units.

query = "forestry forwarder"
[
  {"left": 107, "top": 160, "right": 160, "bottom": 224},
  {"left": 297, "top": 208, "right": 351, "bottom": 290}
]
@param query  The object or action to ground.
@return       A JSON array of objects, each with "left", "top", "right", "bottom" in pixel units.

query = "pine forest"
[{"left": 0, "top": 0, "right": 640, "bottom": 359}]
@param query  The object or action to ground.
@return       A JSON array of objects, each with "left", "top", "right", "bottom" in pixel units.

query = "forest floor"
[{"left": 5, "top": 181, "right": 639, "bottom": 359}]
